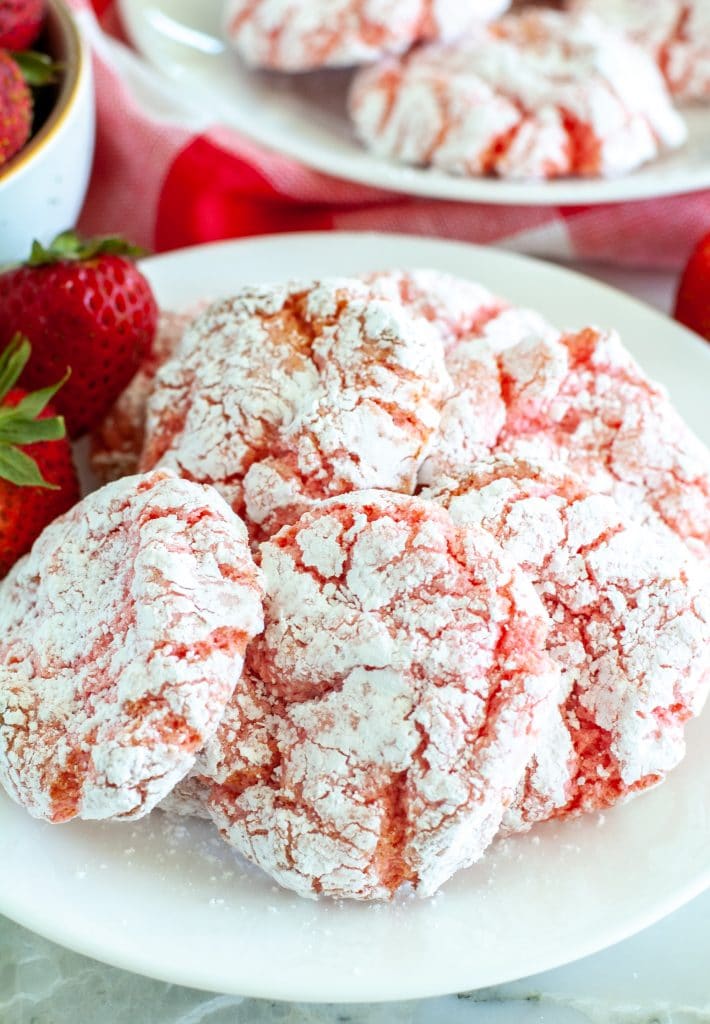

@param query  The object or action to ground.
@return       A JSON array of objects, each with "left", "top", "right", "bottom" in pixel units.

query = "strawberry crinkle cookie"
[
  {"left": 349, "top": 9, "right": 687, "bottom": 180},
  {"left": 200, "top": 491, "right": 560, "bottom": 899},
  {"left": 424, "top": 456, "right": 710, "bottom": 830},
  {"left": 422, "top": 326, "right": 710, "bottom": 561},
  {"left": 94, "top": 273, "right": 487, "bottom": 486},
  {"left": 570, "top": 0, "right": 710, "bottom": 102},
  {"left": 91, "top": 308, "right": 204, "bottom": 485},
  {"left": 0, "top": 469, "right": 264, "bottom": 823},
  {"left": 223, "top": 0, "right": 511, "bottom": 72},
  {"left": 94, "top": 271, "right": 545, "bottom": 491},
  {"left": 139, "top": 279, "right": 451, "bottom": 542}
]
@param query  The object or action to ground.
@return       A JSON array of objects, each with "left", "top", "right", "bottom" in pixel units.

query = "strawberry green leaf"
[
  {"left": 9, "top": 369, "right": 70, "bottom": 421},
  {"left": 27, "top": 241, "right": 49, "bottom": 266},
  {"left": 45, "top": 230, "right": 83, "bottom": 257},
  {"left": 27, "top": 233, "right": 79, "bottom": 266},
  {"left": 0, "top": 444, "right": 57, "bottom": 489},
  {"left": 13, "top": 51, "right": 62, "bottom": 87},
  {"left": 0, "top": 416, "right": 66, "bottom": 445},
  {"left": 0, "top": 339, "right": 69, "bottom": 457},
  {"left": 27, "top": 240, "right": 52, "bottom": 266},
  {"left": 26, "top": 231, "right": 148, "bottom": 267},
  {"left": 82, "top": 236, "right": 148, "bottom": 260},
  {"left": 0, "top": 335, "right": 31, "bottom": 404}
]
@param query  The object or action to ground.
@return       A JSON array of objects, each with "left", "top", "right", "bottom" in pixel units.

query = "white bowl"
[{"left": 0, "top": 0, "right": 95, "bottom": 264}]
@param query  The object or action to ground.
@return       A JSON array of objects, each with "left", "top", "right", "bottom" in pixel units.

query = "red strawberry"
[
  {"left": 0, "top": 49, "right": 59, "bottom": 168},
  {"left": 0, "top": 0, "right": 46, "bottom": 50},
  {"left": 0, "top": 334, "right": 79, "bottom": 578},
  {"left": 0, "top": 232, "right": 159, "bottom": 437},
  {"left": 0, "top": 50, "right": 31, "bottom": 166},
  {"left": 675, "top": 233, "right": 710, "bottom": 343}
]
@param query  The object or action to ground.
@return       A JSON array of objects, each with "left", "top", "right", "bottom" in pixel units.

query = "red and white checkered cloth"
[{"left": 69, "top": 0, "right": 710, "bottom": 268}]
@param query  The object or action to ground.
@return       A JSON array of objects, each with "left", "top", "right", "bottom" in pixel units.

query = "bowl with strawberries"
[{"left": 0, "top": 0, "right": 95, "bottom": 263}]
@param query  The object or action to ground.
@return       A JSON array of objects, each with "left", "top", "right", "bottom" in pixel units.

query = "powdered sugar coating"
[
  {"left": 92, "top": 309, "right": 205, "bottom": 484},
  {"left": 0, "top": 470, "right": 264, "bottom": 823},
  {"left": 419, "top": 304, "right": 559, "bottom": 484},
  {"left": 93, "top": 271, "right": 520, "bottom": 490},
  {"left": 140, "top": 279, "right": 451, "bottom": 542},
  {"left": 364, "top": 269, "right": 510, "bottom": 353},
  {"left": 349, "top": 9, "right": 686, "bottom": 180},
  {"left": 425, "top": 456, "right": 710, "bottom": 828},
  {"left": 202, "top": 490, "right": 559, "bottom": 899},
  {"left": 223, "top": 0, "right": 511, "bottom": 72},
  {"left": 94, "top": 273, "right": 494, "bottom": 485},
  {"left": 571, "top": 0, "right": 710, "bottom": 101},
  {"left": 423, "top": 326, "right": 710, "bottom": 560}
]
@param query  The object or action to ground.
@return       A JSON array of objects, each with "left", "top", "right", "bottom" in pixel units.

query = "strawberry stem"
[
  {"left": 13, "top": 51, "right": 62, "bottom": 87},
  {"left": 27, "top": 231, "right": 147, "bottom": 267}
]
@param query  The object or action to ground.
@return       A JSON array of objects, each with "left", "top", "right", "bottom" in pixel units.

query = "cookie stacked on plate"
[
  {"left": 1, "top": 269, "right": 710, "bottom": 901},
  {"left": 219, "top": 1, "right": 710, "bottom": 180}
]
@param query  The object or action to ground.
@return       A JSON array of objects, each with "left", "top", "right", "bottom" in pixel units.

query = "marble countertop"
[
  {"left": 2, "top": 262, "right": 707, "bottom": 1024},
  {"left": 4, "top": 889, "right": 710, "bottom": 1023}
]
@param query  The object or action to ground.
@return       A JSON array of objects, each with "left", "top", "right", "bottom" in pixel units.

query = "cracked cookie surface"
[
  {"left": 349, "top": 9, "right": 686, "bottom": 179},
  {"left": 223, "top": 0, "right": 511, "bottom": 72},
  {"left": 571, "top": 0, "right": 710, "bottom": 101},
  {"left": 200, "top": 490, "right": 559, "bottom": 899},
  {"left": 425, "top": 456, "right": 710, "bottom": 829},
  {"left": 140, "top": 279, "right": 451, "bottom": 542},
  {"left": 364, "top": 268, "right": 543, "bottom": 353},
  {"left": 423, "top": 325, "right": 710, "bottom": 561},
  {"left": 94, "top": 271, "right": 548, "bottom": 490},
  {"left": 0, "top": 470, "right": 264, "bottom": 823}
]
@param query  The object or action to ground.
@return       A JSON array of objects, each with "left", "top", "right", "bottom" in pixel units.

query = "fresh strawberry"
[
  {"left": 0, "top": 334, "right": 79, "bottom": 577},
  {"left": 0, "top": 50, "right": 31, "bottom": 166},
  {"left": 675, "top": 233, "right": 710, "bottom": 343},
  {"left": 0, "top": 49, "right": 59, "bottom": 168},
  {"left": 0, "top": 0, "right": 45, "bottom": 50},
  {"left": 0, "top": 232, "right": 159, "bottom": 437}
]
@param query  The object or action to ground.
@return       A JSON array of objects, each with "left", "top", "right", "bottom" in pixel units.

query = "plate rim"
[
  {"left": 138, "top": 230, "right": 710, "bottom": 361},
  {"left": 2, "top": 852, "right": 709, "bottom": 1003}
]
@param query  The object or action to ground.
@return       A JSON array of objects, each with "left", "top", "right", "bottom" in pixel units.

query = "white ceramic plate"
[
  {"left": 2, "top": 233, "right": 710, "bottom": 1003},
  {"left": 118, "top": 0, "right": 710, "bottom": 206}
]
